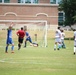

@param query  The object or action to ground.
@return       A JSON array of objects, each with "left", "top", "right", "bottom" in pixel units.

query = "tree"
[{"left": 59, "top": 0, "right": 76, "bottom": 26}]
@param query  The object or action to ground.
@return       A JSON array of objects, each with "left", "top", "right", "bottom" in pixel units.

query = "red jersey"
[{"left": 17, "top": 30, "right": 25, "bottom": 38}]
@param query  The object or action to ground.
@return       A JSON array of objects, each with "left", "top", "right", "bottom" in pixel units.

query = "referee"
[{"left": 17, "top": 27, "right": 25, "bottom": 50}]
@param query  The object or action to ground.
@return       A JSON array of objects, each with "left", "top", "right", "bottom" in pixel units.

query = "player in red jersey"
[{"left": 17, "top": 27, "right": 25, "bottom": 50}]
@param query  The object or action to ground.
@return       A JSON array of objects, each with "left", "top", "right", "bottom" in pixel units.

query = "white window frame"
[
  {"left": 50, "top": 0, "right": 62, "bottom": 4},
  {"left": 0, "top": 0, "right": 10, "bottom": 3},
  {"left": 20, "top": 0, "right": 37, "bottom": 3},
  {"left": 0, "top": 0, "right": 4, "bottom": 3}
]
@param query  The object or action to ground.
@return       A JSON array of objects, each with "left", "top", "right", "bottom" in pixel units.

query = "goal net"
[
  {"left": 22, "top": 20, "right": 47, "bottom": 47},
  {"left": 0, "top": 20, "right": 47, "bottom": 47}
]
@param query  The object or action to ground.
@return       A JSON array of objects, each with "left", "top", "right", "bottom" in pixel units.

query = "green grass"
[{"left": 0, "top": 30, "right": 76, "bottom": 75}]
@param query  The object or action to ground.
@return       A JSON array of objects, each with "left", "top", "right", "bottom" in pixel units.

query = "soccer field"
[{"left": 0, "top": 30, "right": 76, "bottom": 75}]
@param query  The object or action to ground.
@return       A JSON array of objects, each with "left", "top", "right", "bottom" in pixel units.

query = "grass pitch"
[{"left": 0, "top": 30, "right": 76, "bottom": 75}]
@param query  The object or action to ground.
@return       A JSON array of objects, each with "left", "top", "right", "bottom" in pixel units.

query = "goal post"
[{"left": 0, "top": 20, "right": 48, "bottom": 47}]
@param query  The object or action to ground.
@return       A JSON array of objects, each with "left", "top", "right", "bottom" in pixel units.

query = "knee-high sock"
[
  {"left": 5, "top": 46, "right": 8, "bottom": 52},
  {"left": 11, "top": 45, "right": 14, "bottom": 51},
  {"left": 58, "top": 43, "right": 61, "bottom": 49},
  {"left": 18, "top": 44, "right": 21, "bottom": 48},
  {"left": 54, "top": 44, "right": 56, "bottom": 49},
  {"left": 25, "top": 42, "right": 26, "bottom": 47}
]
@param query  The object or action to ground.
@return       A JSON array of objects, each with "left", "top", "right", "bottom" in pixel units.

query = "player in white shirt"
[
  {"left": 74, "top": 30, "right": 76, "bottom": 55},
  {"left": 54, "top": 27, "right": 62, "bottom": 50},
  {"left": 61, "top": 29, "right": 66, "bottom": 48}
]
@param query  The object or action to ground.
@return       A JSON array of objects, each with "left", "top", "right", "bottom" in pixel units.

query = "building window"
[
  {"left": 0, "top": 0, "right": 10, "bottom": 3},
  {"left": 50, "top": 0, "right": 62, "bottom": 4},
  {"left": 0, "top": 0, "right": 2, "bottom": 3},
  {"left": 18, "top": 0, "right": 38, "bottom": 3},
  {"left": 58, "top": 0, "right": 62, "bottom": 4},
  {"left": 4, "top": 0, "right": 10, "bottom": 3},
  {"left": 50, "top": 0, "right": 56, "bottom": 4},
  {"left": 25, "top": 0, "right": 31, "bottom": 3},
  {"left": 58, "top": 12, "right": 64, "bottom": 26}
]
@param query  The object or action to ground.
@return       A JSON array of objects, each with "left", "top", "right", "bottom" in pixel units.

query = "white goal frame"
[{"left": 0, "top": 20, "right": 47, "bottom": 47}]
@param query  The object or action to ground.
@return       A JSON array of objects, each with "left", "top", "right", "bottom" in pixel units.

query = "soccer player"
[
  {"left": 24, "top": 31, "right": 33, "bottom": 47},
  {"left": 24, "top": 28, "right": 38, "bottom": 47},
  {"left": 74, "top": 29, "right": 76, "bottom": 55},
  {"left": 54, "top": 27, "right": 62, "bottom": 50},
  {"left": 5, "top": 23, "right": 14, "bottom": 53},
  {"left": 61, "top": 29, "right": 66, "bottom": 48},
  {"left": 17, "top": 27, "right": 25, "bottom": 50}
]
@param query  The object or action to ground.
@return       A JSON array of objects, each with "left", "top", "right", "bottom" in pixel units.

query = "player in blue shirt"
[
  {"left": 24, "top": 28, "right": 38, "bottom": 47},
  {"left": 5, "top": 23, "right": 14, "bottom": 53},
  {"left": 24, "top": 31, "right": 32, "bottom": 47}
]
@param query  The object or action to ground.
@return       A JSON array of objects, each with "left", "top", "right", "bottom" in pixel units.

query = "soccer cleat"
[
  {"left": 11, "top": 51, "right": 14, "bottom": 53},
  {"left": 54, "top": 48, "right": 56, "bottom": 50},
  {"left": 5, "top": 52, "right": 8, "bottom": 53},
  {"left": 57, "top": 48, "right": 60, "bottom": 50},
  {"left": 74, "top": 52, "right": 75, "bottom": 55},
  {"left": 24, "top": 46, "right": 26, "bottom": 48},
  {"left": 18, "top": 47, "right": 20, "bottom": 50}
]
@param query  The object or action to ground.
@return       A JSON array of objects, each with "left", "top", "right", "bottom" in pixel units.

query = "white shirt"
[
  {"left": 55, "top": 29, "right": 61, "bottom": 38},
  {"left": 74, "top": 31, "right": 76, "bottom": 40},
  {"left": 61, "top": 32, "right": 65, "bottom": 40}
]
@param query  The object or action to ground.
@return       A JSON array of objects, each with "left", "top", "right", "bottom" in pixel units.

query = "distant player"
[
  {"left": 17, "top": 27, "right": 25, "bottom": 50},
  {"left": 5, "top": 23, "right": 14, "bottom": 53},
  {"left": 74, "top": 29, "right": 76, "bottom": 55},
  {"left": 54, "top": 27, "right": 62, "bottom": 50},
  {"left": 61, "top": 29, "right": 66, "bottom": 48}
]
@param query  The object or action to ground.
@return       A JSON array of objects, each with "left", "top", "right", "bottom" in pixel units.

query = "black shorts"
[{"left": 18, "top": 37, "right": 24, "bottom": 43}]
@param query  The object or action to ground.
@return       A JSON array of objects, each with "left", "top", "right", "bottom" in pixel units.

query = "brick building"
[{"left": 0, "top": 0, "right": 62, "bottom": 30}]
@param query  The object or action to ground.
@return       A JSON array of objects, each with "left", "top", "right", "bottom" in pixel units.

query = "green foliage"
[
  {"left": 59, "top": 0, "right": 76, "bottom": 26},
  {"left": 73, "top": 15, "right": 76, "bottom": 22},
  {"left": 58, "top": 21, "right": 64, "bottom": 26}
]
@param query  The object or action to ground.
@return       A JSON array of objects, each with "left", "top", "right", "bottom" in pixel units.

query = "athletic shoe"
[
  {"left": 18, "top": 47, "right": 20, "bottom": 50},
  {"left": 54, "top": 48, "right": 56, "bottom": 50},
  {"left": 24, "top": 46, "right": 26, "bottom": 48},
  {"left": 5, "top": 52, "right": 8, "bottom": 53},
  {"left": 57, "top": 48, "right": 60, "bottom": 50},
  {"left": 74, "top": 52, "right": 75, "bottom": 55},
  {"left": 11, "top": 51, "right": 14, "bottom": 53}
]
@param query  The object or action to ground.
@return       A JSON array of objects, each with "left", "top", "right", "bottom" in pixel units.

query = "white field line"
[
  {"left": 0, "top": 59, "right": 73, "bottom": 66},
  {"left": 0, "top": 59, "right": 49, "bottom": 65},
  {"left": 0, "top": 59, "right": 63, "bottom": 65}
]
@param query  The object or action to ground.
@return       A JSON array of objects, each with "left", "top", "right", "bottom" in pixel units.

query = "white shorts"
[{"left": 55, "top": 38, "right": 61, "bottom": 43}]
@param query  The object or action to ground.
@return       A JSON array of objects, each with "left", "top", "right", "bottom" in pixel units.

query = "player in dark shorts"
[{"left": 17, "top": 27, "right": 25, "bottom": 50}]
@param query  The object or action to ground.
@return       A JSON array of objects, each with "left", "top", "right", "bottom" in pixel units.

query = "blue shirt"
[
  {"left": 25, "top": 32, "right": 32, "bottom": 43},
  {"left": 26, "top": 32, "right": 29, "bottom": 36},
  {"left": 7, "top": 29, "right": 12, "bottom": 39},
  {"left": 6, "top": 29, "right": 13, "bottom": 44}
]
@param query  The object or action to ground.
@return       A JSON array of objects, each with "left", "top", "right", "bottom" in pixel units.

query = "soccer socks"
[
  {"left": 54, "top": 43, "right": 62, "bottom": 50},
  {"left": 54, "top": 44, "right": 56, "bottom": 50},
  {"left": 11, "top": 45, "right": 14, "bottom": 51},
  {"left": 74, "top": 47, "right": 76, "bottom": 54},
  {"left": 24, "top": 42, "right": 26, "bottom": 47},
  {"left": 62, "top": 42, "right": 66, "bottom": 48},
  {"left": 58, "top": 43, "right": 61, "bottom": 50},
  {"left": 5, "top": 46, "right": 8, "bottom": 53},
  {"left": 5, "top": 45, "right": 14, "bottom": 53},
  {"left": 18, "top": 44, "right": 21, "bottom": 50}
]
